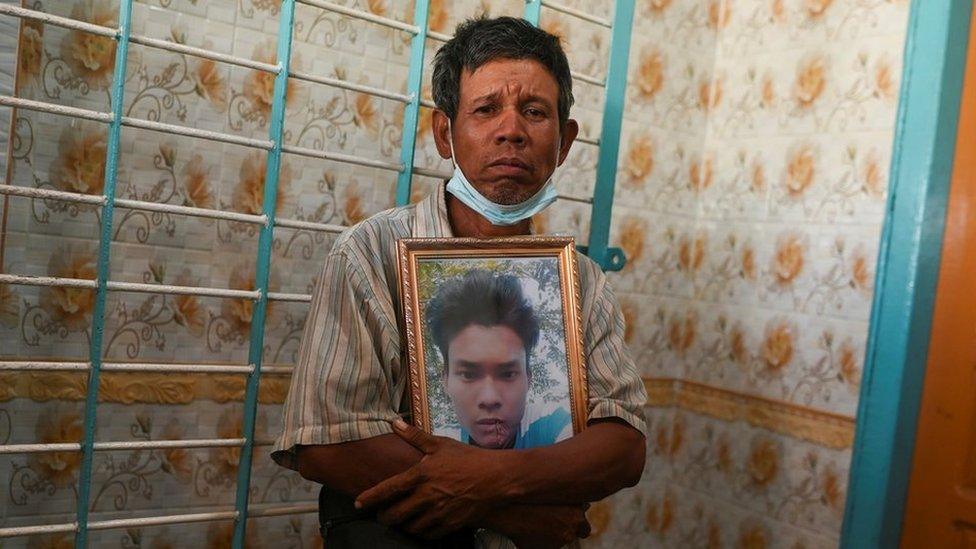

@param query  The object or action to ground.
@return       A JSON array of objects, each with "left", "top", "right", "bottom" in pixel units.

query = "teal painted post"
[
  {"left": 231, "top": 0, "right": 297, "bottom": 545},
  {"left": 74, "top": 0, "right": 133, "bottom": 545},
  {"left": 395, "top": 0, "right": 431, "bottom": 206},
  {"left": 840, "top": 1, "right": 973, "bottom": 547},
  {"left": 523, "top": 0, "right": 542, "bottom": 25},
  {"left": 584, "top": 0, "right": 633, "bottom": 272}
]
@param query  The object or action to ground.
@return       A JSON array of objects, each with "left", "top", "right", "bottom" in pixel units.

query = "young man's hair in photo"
[
  {"left": 431, "top": 16, "right": 575, "bottom": 126},
  {"left": 426, "top": 269, "right": 540, "bottom": 376}
]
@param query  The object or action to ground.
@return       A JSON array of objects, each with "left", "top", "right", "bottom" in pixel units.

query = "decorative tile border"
[{"left": 644, "top": 377, "right": 855, "bottom": 449}]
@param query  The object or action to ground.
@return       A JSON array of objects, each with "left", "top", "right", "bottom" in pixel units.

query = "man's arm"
[{"left": 295, "top": 434, "right": 591, "bottom": 545}]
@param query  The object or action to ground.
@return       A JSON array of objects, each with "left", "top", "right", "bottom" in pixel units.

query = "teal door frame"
[{"left": 841, "top": 1, "right": 973, "bottom": 547}]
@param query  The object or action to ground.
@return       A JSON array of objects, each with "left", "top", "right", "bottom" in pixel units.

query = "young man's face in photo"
[{"left": 444, "top": 323, "right": 531, "bottom": 449}]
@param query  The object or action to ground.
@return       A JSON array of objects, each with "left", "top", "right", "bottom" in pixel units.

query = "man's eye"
[
  {"left": 500, "top": 371, "right": 519, "bottom": 380},
  {"left": 525, "top": 108, "right": 546, "bottom": 118},
  {"left": 459, "top": 371, "right": 478, "bottom": 380},
  {"left": 475, "top": 105, "right": 495, "bottom": 114}
]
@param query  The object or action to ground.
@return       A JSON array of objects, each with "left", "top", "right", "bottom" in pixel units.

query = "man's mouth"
[
  {"left": 476, "top": 418, "right": 504, "bottom": 425},
  {"left": 487, "top": 158, "right": 530, "bottom": 174}
]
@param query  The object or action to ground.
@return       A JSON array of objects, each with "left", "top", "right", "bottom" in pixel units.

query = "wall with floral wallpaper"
[{"left": 0, "top": 0, "right": 908, "bottom": 547}]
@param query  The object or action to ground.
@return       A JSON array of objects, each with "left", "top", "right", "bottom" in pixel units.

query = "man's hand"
[
  {"left": 485, "top": 504, "right": 591, "bottom": 549},
  {"left": 355, "top": 419, "right": 507, "bottom": 539}
]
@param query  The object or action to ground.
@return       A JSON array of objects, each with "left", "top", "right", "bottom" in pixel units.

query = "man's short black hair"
[
  {"left": 431, "top": 16, "right": 575, "bottom": 126},
  {"left": 426, "top": 269, "right": 540, "bottom": 375}
]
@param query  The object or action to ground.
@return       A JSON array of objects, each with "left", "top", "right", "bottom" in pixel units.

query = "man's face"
[
  {"left": 443, "top": 324, "right": 530, "bottom": 449},
  {"left": 433, "top": 58, "right": 578, "bottom": 205}
]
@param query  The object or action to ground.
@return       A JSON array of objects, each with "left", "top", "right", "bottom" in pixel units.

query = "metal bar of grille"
[
  {"left": 540, "top": 0, "right": 612, "bottom": 27},
  {"left": 288, "top": 68, "right": 411, "bottom": 103},
  {"left": 295, "top": 0, "right": 418, "bottom": 34},
  {"left": 394, "top": 0, "right": 431, "bottom": 206},
  {"left": 231, "top": 0, "right": 297, "bottom": 544},
  {"left": 74, "top": 0, "right": 133, "bottom": 543}
]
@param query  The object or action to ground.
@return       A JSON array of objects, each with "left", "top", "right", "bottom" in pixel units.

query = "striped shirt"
[{"left": 272, "top": 183, "right": 647, "bottom": 548}]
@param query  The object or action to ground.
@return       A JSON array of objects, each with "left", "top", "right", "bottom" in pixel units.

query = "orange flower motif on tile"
[
  {"left": 761, "top": 318, "right": 795, "bottom": 372},
  {"left": 804, "top": 0, "right": 833, "bottom": 20},
  {"left": 160, "top": 419, "right": 193, "bottom": 480},
  {"left": 737, "top": 520, "right": 768, "bottom": 549},
  {"left": 750, "top": 159, "right": 766, "bottom": 194},
  {"left": 172, "top": 271, "right": 205, "bottom": 337},
  {"left": 874, "top": 58, "right": 897, "bottom": 101},
  {"left": 635, "top": 49, "right": 665, "bottom": 102},
  {"left": 26, "top": 534, "right": 74, "bottom": 549},
  {"left": 232, "top": 151, "right": 291, "bottom": 216},
  {"left": 541, "top": 16, "right": 569, "bottom": 43},
  {"left": 741, "top": 246, "right": 757, "bottom": 280},
  {"left": 784, "top": 143, "right": 817, "bottom": 198},
  {"left": 0, "top": 283, "right": 19, "bottom": 328},
  {"left": 366, "top": 0, "right": 386, "bottom": 15},
  {"left": 645, "top": 0, "right": 673, "bottom": 16},
  {"left": 822, "top": 466, "right": 844, "bottom": 510},
  {"left": 619, "top": 218, "right": 647, "bottom": 265},
  {"left": 707, "top": 0, "right": 732, "bottom": 29},
  {"left": 771, "top": 0, "right": 786, "bottom": 23},
  {"left": 729, "top": 323, "right": 750, "bottom": 364},
  {"left": 41, "top": 247, "right": 96, "bottom": 332},
  {"left": 342, "top": 189, "right": 367, "bottom": 225},
  {"left": 772, "top": 233, "right": 805, "bottom": 287},
  {"left": 211, "top": 409, "right": 243, "bottom": 477},
  {"left": 354, "top": 93, "right": 380, "bottom": 135},
  {"left": 668, "top": 310, "right": 697, "bottom": 357},
  {"left": 182, "top": 154, "right": 214, "bottom": 209},
  {"left": 698, "top": 77, "right": 723, "bottom": 112},
  {"left": 428, "top": 0, "right": 450, "bottom": 33},
  {"left": 207, "top": 522, "right": 256, "bottom": 549},
  {"left": 620, "top": 299, "right": 637, "bottom": 344},
  {"left": 861, "top": 151, "right": 886, "bottom": 198},
  {"left": 689, "top": 157, "right": 713, "bottom": 193},
  {"left": 531, "top": 209, "right": 549, "bottom": 235},
  {"left": 52, "top": 122, "right": 108, "bottom": 195},
  {"left": 760, "top": 73, "right": 776, "bottom": 108},
  {"left": 645, "top": 490, "right": 674, "bottom": 534},
  {"left": 192, "top": 57, "right": 228, "bottom": 112},
  {"left": 793, "top": 55, "right": 827, "bottom": 110},
  {"left": 669, "top": 416, "right": 685, "bottom": 456},
  {"left": 244, "top": 41, "right": 303, "bottom": 120},
  {"left": 587, "top": 500, "right": 613, "bottom": 538},
  {"left": 678, "top": 234, "right": 706, "bottom": 274},
  {"left": 624, "top": 134, "right": 654, "bottom": 187},
  {"left": 850, "top": 247, "right": 873, "bottom": 293},
  {"left": 61, "top": 0, "right": 117, "bottom": 90},
  {"left": 838, "top": 338, "right": 861, "bottom": 388},
  {"left": 32, "top": 409, "right": 83, "bottom": 487},
  {"left": 17, "top": 19, "right": 44, "bottom": 89},
  {"left": 746, "top": 436, "right": 780, "bottom": 487}
]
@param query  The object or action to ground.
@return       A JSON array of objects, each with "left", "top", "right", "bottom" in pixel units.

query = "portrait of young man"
[
  {"left": 426, "top": 269, "right": 572, "bottom": 450},
  {"left": 272, "top": 16, "right": 647, "bottom": 549}
]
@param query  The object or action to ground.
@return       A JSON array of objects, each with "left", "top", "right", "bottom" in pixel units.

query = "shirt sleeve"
[
  {"left": 271, "top": 248, "right": 403, "bottom": 470},
  {"left": 580, "top": 260, "right": 648, "bottom": 436}
]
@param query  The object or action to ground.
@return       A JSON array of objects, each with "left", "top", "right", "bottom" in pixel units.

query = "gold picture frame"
[{"left": 397, "top": 236, "right": 588, "bottom": 449}]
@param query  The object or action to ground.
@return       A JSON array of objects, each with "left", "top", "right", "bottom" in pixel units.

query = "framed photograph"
[{"left": 397, "top": 236, "right": 588, "bottom": 450}]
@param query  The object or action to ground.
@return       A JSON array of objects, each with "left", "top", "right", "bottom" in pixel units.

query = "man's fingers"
[
  {"left": 392, "top": 418, "right": 439, "bottom": 454},
  {"left": 376, "top": 495, "right": 426, "bottom": 526},
  {"left": 355, "top": 467, "right": 421, "bottom": 510},
  {"left": 404, "top": 509, "right": 444, "bottom": 538}
]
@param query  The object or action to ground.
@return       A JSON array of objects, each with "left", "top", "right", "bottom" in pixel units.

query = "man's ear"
[
  {"left": 432, "top": 109, "right": 453, "bottom": 160},
  {"left": 556, "top": 119, "right": 579, "bottom": 166}
]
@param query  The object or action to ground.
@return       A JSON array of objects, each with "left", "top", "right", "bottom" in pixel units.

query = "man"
[
  {"left": 272, "top": 16, "right": 647, "bottom": 548},
  {"left": 427, "top": 269, "right": 571, "bottom": 449}
]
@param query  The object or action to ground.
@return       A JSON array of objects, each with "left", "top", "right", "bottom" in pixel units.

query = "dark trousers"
[{"left": 318, "top": 486, "right": 476, "bottom": 548}]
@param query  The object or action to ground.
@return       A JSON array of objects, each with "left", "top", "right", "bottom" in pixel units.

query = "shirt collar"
[{"left": 412, "top": 182, "right": 454, "bottom": 238}]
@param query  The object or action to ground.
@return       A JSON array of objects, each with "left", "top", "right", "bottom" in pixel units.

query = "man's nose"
[
  {"left": 476, "top": 380, "right": 503, "bottom": 411},
  {"left": 493, "top": 108, "right": 527, "bottom": 146}
]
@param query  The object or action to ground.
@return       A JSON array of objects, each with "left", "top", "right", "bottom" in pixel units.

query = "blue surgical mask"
[{"left": 444, "top": 120, "right": 559, "bottom": 227}]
